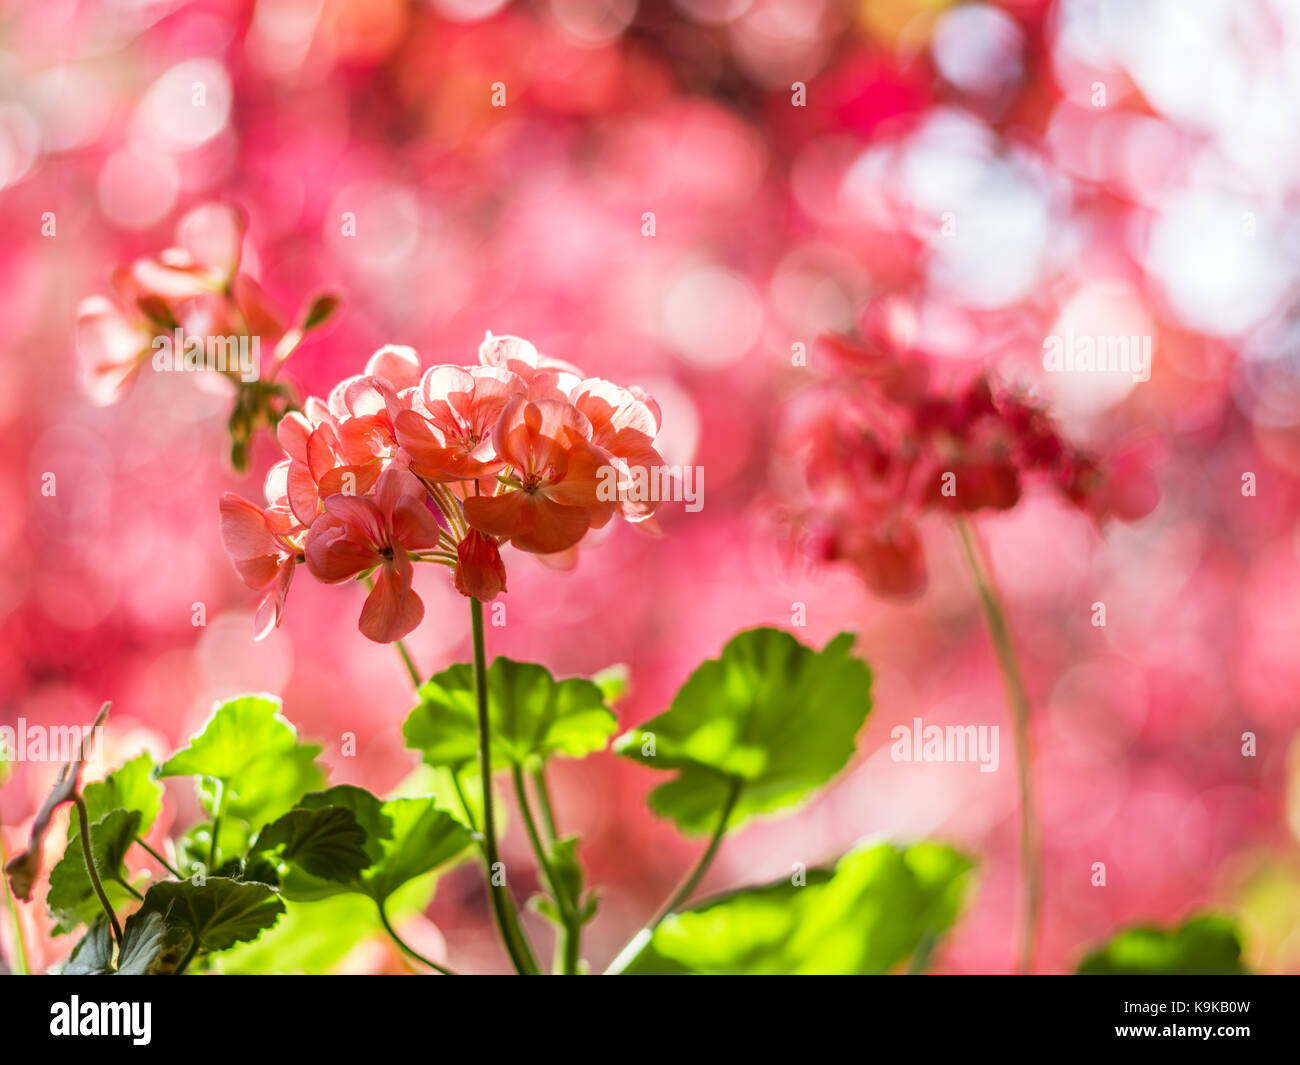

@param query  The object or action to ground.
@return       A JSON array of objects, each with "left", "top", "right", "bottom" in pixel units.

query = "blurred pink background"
[{"left": 2, "top": 0, "right": 1300, "bottom": 974}]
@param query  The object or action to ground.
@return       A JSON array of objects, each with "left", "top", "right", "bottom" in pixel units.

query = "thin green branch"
[
  {"left": 73, "top": 796, "right": 122, "bottom": 950},
  {"left": 377, "top": 901, "right": 458, "bottom": 975},
  {"left": 512, "top": 765, "right": 580, "bottom": 975},
  {"left": 470, "top": 598, "right": 540, "bottom": 975},
  {"left": 604, "top": 777, "right": 742, "bottom": 976},
  {"left": 956, "top": 516, "right": 1041, "bottom": 975},
  {"left": 135, "top": 838, "right": 182, "bottom": 880}
]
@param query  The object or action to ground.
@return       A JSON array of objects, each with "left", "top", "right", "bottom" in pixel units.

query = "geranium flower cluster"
[
  {"left": 785, "top": 328, "right": 1159, "bottom": 599},
  {"left": 219, "top": 336, "right": 664, "bottom": 642},
  {"left": 75, "top": 202, "right": 335, "bottom": 468}
]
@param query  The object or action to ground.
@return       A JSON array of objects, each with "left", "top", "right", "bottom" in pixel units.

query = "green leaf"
[
  {"left": 405, "top": 658, "right": 616, "bottom": 772},
  {"left": 78, "top": 754, "right": 164, "bottom": 837},
  {"left": 614, "top": 628, "right": 872, "bottom": 834},
  {"left": 141, "top": 877, "right": 285, "bottom": 954},
  {"left": 278, "top": 786, "right": 473, "bottom": 905},
  {"left": 47, "top": 809, "right": 142, "bottom": 927},
  {"left": 219, "top": 870, "right": 437, "bottom": 975},
  {"left": 62, "top": 918, "right": 113, "bottom": 975},
  {"left": 625, "top": 841, "right": 972, "bottom": 975},
  {"left": 252, "top": 806, "right": 371, "bottom": 881},
  {"left": 301, "top": 293, "right": 340, "bottom": 332},
  {"left": 159, "top": 694, "right": 326, "bottom": 827},
  {"left": 116, "top": 910, "right": 168, "bottom": 975},
  {"left": 62, "top": 910, "right": 170, "bottom": 976},
  {"left": 1076, "top": 915, "right": 1249, "bottom": 975}
]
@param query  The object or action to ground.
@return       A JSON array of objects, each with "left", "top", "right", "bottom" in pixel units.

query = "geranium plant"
[{"left": 0, "top": 211, "right": 1249, "bottom": 978}]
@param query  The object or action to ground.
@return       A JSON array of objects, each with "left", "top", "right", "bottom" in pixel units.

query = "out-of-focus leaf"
[
  {"left": 614, "top": 628, "right": 872, "bottom": 835},
  {"left": 1076, "top": 915, "right": 1249, "bottom": 975},
  {"left": 301, "top": 293, "right": 340, "bottom": 331},
  {"left": 141, "top": 877, "right": 284, "bottom": 954},
  {"left": 4, "top": 702, "right": 110, "bottom": 901},
  {"left": 624, "top": 841, "right": 972, "bottom": 975},
  {"left": 405, "top": 658, "right": 616, "bottom": 772},
  {"left": 47, "top": 809, "right": 142, "bottom": 927},
  {"left": 252, "top": 806, "right": 371, "bottom": 881},
  {"left": 591, "top": 664, "right": 629, "bottom": 704},
  {"left": 159, "top": 695, "right": 326, "bottom": 829}
]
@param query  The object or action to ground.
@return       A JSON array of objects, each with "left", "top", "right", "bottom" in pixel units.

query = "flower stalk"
[{"left": 956, "top": 516, "right": 1040, "bottom": 975}]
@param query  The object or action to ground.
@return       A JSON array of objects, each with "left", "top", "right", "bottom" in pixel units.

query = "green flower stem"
[
  {"left": 376, "top": 901, "right": 459, "bottom": 976},
  {"left": 531, "top": 766, "right": 559, "bottom": 843},
  {"left": 511, "top": 765, "right": 580, "bottom": 975},
  {"left": 956, "top": 516, "right": 1041, "bottom": 975},
  {"left": 393, "top": 637, "right": 421, "bottom": 690},
  {"left": 113, "top": 877, "right": 144, "bottom": 901},
  {"left": 134, "top": 838, "right": 183, "bottom": 880},
  {"left": 604, "top": 777, "right": 742, "bottom": 976},
  {"left": 0, "top": 832, "right": 31, "bottom": 975},
  {"left": 470, "top": 597, "right": 540, "bottom": 975},
  {"left": 450, "top": 772, "right": 480, "bottom": 836},
  {"left": 207, "top": 778, "right": 225, "bottom": 871},
  {"left": 73, "top": 796, "right": 122, "bottom": 950}
]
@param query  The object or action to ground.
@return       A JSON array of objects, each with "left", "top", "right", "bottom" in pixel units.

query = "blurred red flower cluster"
[{"left": 788, "top": 303, "right": 1160, "bottom": 597}]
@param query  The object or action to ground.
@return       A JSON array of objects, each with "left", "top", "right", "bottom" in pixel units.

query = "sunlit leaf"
[
  {"left": 405, "top": 658, "right": 616, "bottom": 772},
  {"left": 276, "top": 786, "right": 473, "bottom": 905},
  {"left": 159, "top": 694, "right": 326, "bottom": 829},
  {"left": 624, "top": 841, "right": 972, "bottom": 975},
  {"left": 47, "top": 809, "right": 142, "bottom": 928},
  {"left": 614, "top": 628, "right": 872, "bottom": 834},
  {"left": 77, "top": 753, "right": 164, "bottom": 837}
]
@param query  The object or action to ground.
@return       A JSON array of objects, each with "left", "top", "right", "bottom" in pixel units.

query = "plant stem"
[
  {"left": 450, "top": 771, "right": 480, "bottom": 836},
  {"left": 376, "top": 901, "right": 458, "bottom": 975},
  {"left": 531, "top": 766, "right": 559, "bottom": 843},
  {"left": 0, "top": 832, "right": 30, "bottom": 975},
  {"left": 113, "top": 877, "right": 144, "bottom": 901},
  {"left": 393, "top": 638, "right": 421, "bottom": 690},
  {"left": 74, "top": 797, "right": 122, "bottom": 950},
  {"left": 135, "top": 838, "right": 183, "bottom": 880},
  {"left": 207, "top": 779, "right": 225, "bottom": 871},
  {"left": 512, "top": 765, "right": 580, "bottom": 975},
  {"left": 955, "top": 516, "right": 1041, "bottom": 975},
  {"left": 469, "top": 597, "right": 539, "bottom": 975},
  {"left": 603, "top": 777, "right": 741, "bottom": 976},
  {"left": 174, "top": 939, "right": 199, "bottom": 976}
]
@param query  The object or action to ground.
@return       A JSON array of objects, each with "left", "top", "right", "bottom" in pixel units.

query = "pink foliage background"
[{"left": 2, "top": 0, "right": 1300, "bottom": 973}]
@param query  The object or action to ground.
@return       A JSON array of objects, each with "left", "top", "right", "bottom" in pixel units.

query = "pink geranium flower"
[
  {"left": 218, "top": 493, "right": 301, "bottom": 640},
  {"left": 453, "top": 530, "right": 509, "bottom": 602},
  {"left": 304, "top": 468, "right": 445, "bottom": 642},
  {"left": 463, "top": 396, "right": 613, "bottom": 555},
  {"left": 394, "top": 364, "right": 524, "bottom": 481}
]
